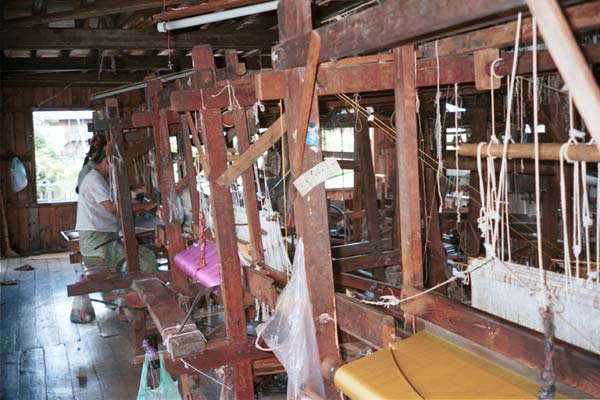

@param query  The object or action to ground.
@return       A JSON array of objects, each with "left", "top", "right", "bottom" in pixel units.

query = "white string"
[
  {"left": 211, "top": 80, "right": 241, "bottom": 111},
  {"left": 181, "top": 359, "right": 233, "bottom": 390},
  {"left": 434, "top": 40, "right": 444, "bottom": 213},
  {"left": 559, "top": 143, "right": 573, "bottom": 286},
  {"left": 532, "top": 16, "right": 545, "bottom": 285},
  {"left": 453, "top": 83, "right": 461, "bottom": 223}
]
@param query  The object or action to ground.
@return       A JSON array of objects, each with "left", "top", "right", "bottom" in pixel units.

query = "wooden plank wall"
[{"left": 0, "top": 86, "right": 142, "bottom": 254}]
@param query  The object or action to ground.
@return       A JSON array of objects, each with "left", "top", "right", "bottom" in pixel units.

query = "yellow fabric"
[{"left": 334, "top": 331, "right": 562, "bottom": 400}]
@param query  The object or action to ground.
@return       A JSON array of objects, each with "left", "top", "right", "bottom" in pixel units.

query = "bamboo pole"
[{"left": 458, "top": 143, "right": 600, "bottom": 162}]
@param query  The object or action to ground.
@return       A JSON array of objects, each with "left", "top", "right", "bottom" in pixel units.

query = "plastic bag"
[
  {"left": 137, "top": 352, "right": 181, "bottom": 400},
  {"left": 70, "top": 294, "right": 96, "bottom": 324},
  {"left": 167, "top": 187, "right": 184, "bottom": 224},
  {"left": 256, "top": 239, "right": 325, "bottom": 399},
  {"left": 10, "top": 157, "right": 28, "bottom": 192}
]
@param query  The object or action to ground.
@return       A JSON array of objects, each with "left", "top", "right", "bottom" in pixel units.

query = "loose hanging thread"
[{"left": 532, "top": 18, "right": 555, "bottom": 399}]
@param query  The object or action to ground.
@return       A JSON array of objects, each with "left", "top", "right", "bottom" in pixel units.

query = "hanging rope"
[{"left": 434, "top": 40, "right": 445, "bottom": 213}]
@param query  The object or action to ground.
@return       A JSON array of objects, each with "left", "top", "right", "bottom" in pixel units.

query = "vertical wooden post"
[
  {"left": 201, "top": 108, "right": 254, "bottom": 399},
  {"left": 235, "top": 108, "right": 265, "bottom": 263},
  {"left": 279, "top": 0, "right": 340, "bottom": 395},
  {"left": 356, "top": 114, "right": 380, "bottom": 242},
  {"left": 146, "top": 79, "right": 189, "bottom": 292},
  {"left": 178, "top": 114, "right": 201, "bottom": 239},
  {"left": 109, "top": 122, "right": 140, "bottom": 274},
  {"left": 394, "top": 44, "right": 424, "bottom": 289}
]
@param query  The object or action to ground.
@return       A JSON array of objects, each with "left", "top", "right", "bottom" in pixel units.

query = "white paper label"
[{"left": 293, "top": 158, "right": 341, "bottom": 197}]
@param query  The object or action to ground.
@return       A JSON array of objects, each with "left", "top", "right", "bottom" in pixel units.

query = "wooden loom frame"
[{"left": 71, "top": 0, "right": 600, "bottom": 397}]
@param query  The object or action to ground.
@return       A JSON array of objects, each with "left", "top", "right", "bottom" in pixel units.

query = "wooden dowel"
[
  {"left": 216, "top": 114, "right": 286, "bottom": 187},
  {"left": 458, "top": 143, "right": 600, "bottom": 162},
  {"left": 527, "top": 0, "right": 600, "bottom": 150}
]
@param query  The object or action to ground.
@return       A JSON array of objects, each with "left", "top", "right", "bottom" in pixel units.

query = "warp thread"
[
  {"left": 198, "top": 211, "right": 207, "bottom": 269},
  {"left": 538, "top": 305, "right": 555, "bottom": 400}
]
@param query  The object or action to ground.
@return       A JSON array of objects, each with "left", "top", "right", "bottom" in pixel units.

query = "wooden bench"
[{"left": 132, "top": 278, "right": 208, "bottom": 358}]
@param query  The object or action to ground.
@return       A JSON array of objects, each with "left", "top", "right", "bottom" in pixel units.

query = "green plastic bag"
[{"left": 137, "top": 352, "right": 181, "bottom": 400}]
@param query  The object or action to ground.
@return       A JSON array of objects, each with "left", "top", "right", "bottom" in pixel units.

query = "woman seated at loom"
[{"left": 75, "top": 137, "right": 157, "bottom": 274}]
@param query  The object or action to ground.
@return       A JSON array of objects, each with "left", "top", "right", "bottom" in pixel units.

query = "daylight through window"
[{"left": 34, "top": 110, "right": 94, "bottom": 203}]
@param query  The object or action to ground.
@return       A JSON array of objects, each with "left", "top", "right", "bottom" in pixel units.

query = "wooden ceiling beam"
[
  {"left": 420, "top": 1, "right": 600, "bottom": 59},
  {"left": 0, "top": 28, "right": 276, "bottom": 50},
  {"left": 1, "top": 72, "right": 148, "bottom": 86},
  {"left": 4, "top": 0, "right": 182, "bottom": 27},
  {"left": 271, "top": 0, "right": 527, "bottom": 70},
  {"left": 1, "top": 54, "right": 193, "bottom": 72}
]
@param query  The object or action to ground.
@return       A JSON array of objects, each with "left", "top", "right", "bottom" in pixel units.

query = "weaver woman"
[{"left": 75, "top": 138, "right": 157, "bottom": 274}]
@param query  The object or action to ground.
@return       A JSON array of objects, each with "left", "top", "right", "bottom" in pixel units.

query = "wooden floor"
[{"left": 0, "top": 254, "right": 141, "bottom": 400}]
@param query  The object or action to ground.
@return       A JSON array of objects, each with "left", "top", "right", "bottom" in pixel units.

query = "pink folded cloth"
[{"left": 174, "top": 242, "right": 221, "bottom": 288}]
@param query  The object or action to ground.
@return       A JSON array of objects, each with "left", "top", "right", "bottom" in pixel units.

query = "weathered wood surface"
[
  {"left": 331, "top": 238, "right": 393, "bottom": 258},
  {"left": 132, "top": 278, "right": 207, "bottom": 358},
  {"left": 459, "top": 143, "right": 600, "bottom": 162},
  {"left": 1, "top": 256, "right": 139, "bottom": 399},
  {"left": 109, "top": 121, "right": 141, "bottom": 274},
  {"left": 67, "top": 270, "right": 171, "bottom": 296},
  {"left": 271, "top": 0, "right": 526, "bottom": 70},
  {"left": 0, "top": 28, "right": 275, "bottom": 50},
  {"left": 335, "top": 294, "right": 395, "bottom": 349},
  {"left": 201, "top": 106, "right": 255, "bottom": 398},
  {"left": 332, "top": 250, "right": 401, "bottom": 273},
  {"left": 244, "top": 267, "right": 277, "bottom": 309},
  {"left": 234, "top": 108, "right": 264, "bottom": 262},
  {"left": 335, "top": 272, "right": 403, "bottom": 300},
  {"left": 395, "top": 45, "right": 424, "bottom": 289},
  {"left": 421, "top": 1, "right": 600, "bottom": 59},
  {"left": 217, "top": 115, "right": 286, "bottom": 187},
  {"left": 527, "top": 0, "right": 600, "bottom": 150},
  {"left": 278, "top": 1, "right": 340, "bottom": 396},
  {"left": 356, "top": 113, "right": 380, "bottom": 242}
]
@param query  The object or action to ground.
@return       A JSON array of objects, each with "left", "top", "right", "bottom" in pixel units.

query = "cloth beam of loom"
[{"left": 334, "top": 331, "right": 566, "bottom": 399}]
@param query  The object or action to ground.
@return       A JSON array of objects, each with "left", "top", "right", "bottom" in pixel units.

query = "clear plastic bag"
[
  {"left": 137, "top": 352, "right": 181, "bottom": 400},
  {"left": 167, "top": 187, "right": 184, "bottom": 224},
  {"left": 10, "top": 157, "right": 28, "bottom": 192},
  {"left": 256, "top": 239, "right": 325, "bottom": 399},
  {"left": 70, "top": 294, "right": 95, "bottom": 324}
]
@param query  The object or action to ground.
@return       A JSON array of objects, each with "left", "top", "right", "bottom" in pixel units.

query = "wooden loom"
[{"left": 63, "top": 0, "right": 600, "bottom": 397}]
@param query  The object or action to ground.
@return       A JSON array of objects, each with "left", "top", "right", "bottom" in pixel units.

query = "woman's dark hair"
[{"left": 84, "top": 133, "right": 108, "bottom": 165}]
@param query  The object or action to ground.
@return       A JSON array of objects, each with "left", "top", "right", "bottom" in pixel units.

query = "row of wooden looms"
[{"left": 67, "top": 0, "right": 600, "bottom": 398}]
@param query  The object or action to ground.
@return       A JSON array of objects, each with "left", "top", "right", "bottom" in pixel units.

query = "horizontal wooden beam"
[
  {"left": 331, "top": 239, "right": 393, "bottom": 258},
  {"left": 132, "top": 110, "right": 180, "bottom": 128},
  {"left": 1, "top": 72, "right": 147, "bottom": 87},
  {"left": 335, "top": 293, "right": 396, "bottom": 349},
  {"left": 271, "top": 0, "right": 526, "bottom": 70},
  {"left": 216, "top": 115, "right": 286, "bottom": 187},
  {"left": 164, "top": 338, "right": 273, "bottom": 374},
  {"left": 459, "top": 143, "right": 600, "bottom": 162},
  {"left": 66, "top": 270, "right": 172, "bottom": 296},
  {"left": 170, "top": 82, "right": 257, "bottom": 111},
  {"left": 1, "top": 55, "right": 193, "bottom": 72},
  {"left": 332, "top": 250, "right": 401, "bottom": 273},
  {"left": 259, "top": 42, "right": 600, "bottom": 101},
  {"left": 335, "top": 272, "right": 403, "bottom": 300},
  {"left": 4, "top": 1, "right": 181, "bottom": 27},
  {"left": 401, "top": 289, "right": 600, "bottom": 397},
  {"left": 421, "top": 1, "right": 600, "bottom": 59},
  {"left": 132, "top": 278, "right": 207, "bottom": 358},
  {"left": 0, "top": 28, "right": 276, "bottom": 50}
]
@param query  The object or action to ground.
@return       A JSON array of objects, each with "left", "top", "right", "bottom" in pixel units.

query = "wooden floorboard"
[
  {"left": 0, "top": 255, "right": 142, "bottom": 400},
  {"left": 19, "top": 347, "right": 46, "bottom": 400},
  {"left": 1, "top": 258, "right": 21, "bottom": 354}
]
